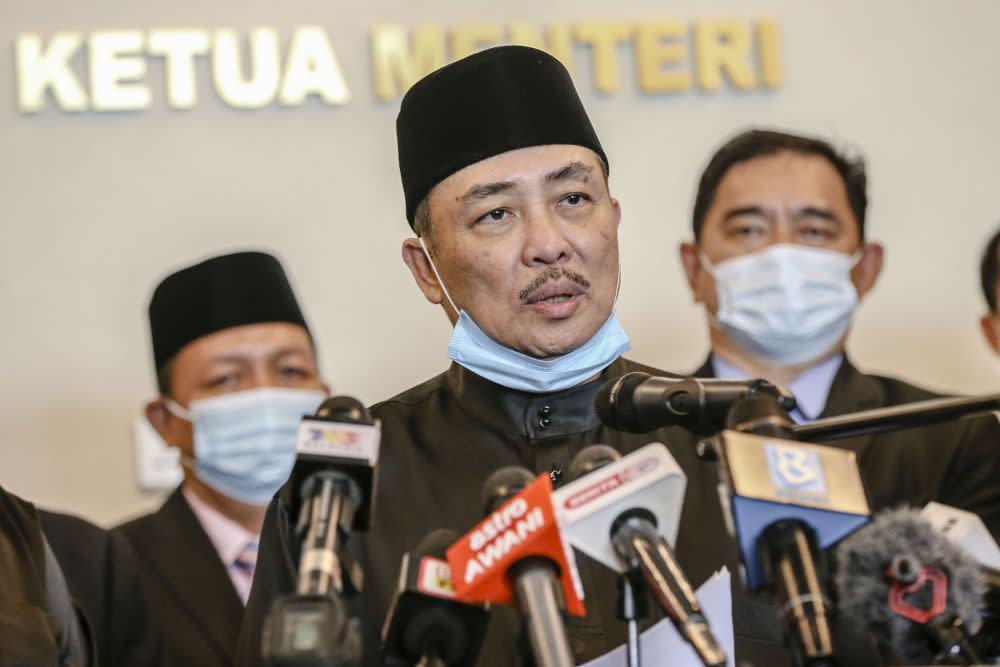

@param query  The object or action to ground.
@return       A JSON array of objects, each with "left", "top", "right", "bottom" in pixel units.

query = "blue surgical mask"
[
  {"left": 700, "top": 244, "right": 862, "bottom": 366},
  {"left": 419, "top": 238, "right": 630, "bottom": 393},
  {"left": 166, "top": 387, "right": 326, "bottom": 506}
]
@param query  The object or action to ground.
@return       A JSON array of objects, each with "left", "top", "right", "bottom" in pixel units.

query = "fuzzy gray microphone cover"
[{"left": 835, "top": 506, "right": 985, "bottom": 664}]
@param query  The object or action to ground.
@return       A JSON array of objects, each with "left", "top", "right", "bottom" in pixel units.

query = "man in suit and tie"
[
  {"left": 676, "top": 128, "right": 1000, "bottom": 536},
  {"left": 114, "top": 251, "right": 329, "bottom": 667}
]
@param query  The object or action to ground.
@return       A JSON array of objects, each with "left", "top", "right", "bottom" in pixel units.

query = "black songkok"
[
  {"left": 396, "top": 45, "right": 609, "bottom": 227},
  {"left": 148, "top": 251, "right": 309, "bottom": 370}
]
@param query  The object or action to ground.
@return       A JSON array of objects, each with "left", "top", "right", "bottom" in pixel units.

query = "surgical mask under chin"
[
  {"left": 418, "top": 238, "right": 630, "bottom": 393},
  {"left": 166, "top": 387, "right": 326, "bottom": 506},
  {"left": 701, "top": 244, "right": 861, "bottom": 366}
]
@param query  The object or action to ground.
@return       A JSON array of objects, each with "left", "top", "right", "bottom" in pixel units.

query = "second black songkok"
[
  {"left": 396, "top": 45, "right": 609, "bottom": 227},
  {"left": 148, "top": 251, "right": 309, "bottom": 371}
]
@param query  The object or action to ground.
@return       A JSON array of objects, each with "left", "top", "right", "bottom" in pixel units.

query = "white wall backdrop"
[{"left": 2, "top": 0, "right": 998, "bottom": 526}]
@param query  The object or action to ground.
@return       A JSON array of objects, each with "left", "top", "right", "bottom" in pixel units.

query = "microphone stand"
[
  {"left": 617, "top": 570, "right": 646, "bottom": 667},
  {"left": 792, "top": 393, "right": 1000, "bottom": 443}
]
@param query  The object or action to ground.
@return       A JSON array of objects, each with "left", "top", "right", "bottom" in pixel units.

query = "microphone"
[
  {"left": 553, "top": 443, "right": 727, "bottom": 667},
  {"left": 709, "top": 394, "right": 870, "bottom": 666},
  {"left": 595, "top": 372, "right": 795, "bottom": 433},
  {"left": 711, "top": 396, "right": 870, "bottom": 591},
  {"left": 290, "top": 395, "right": 381, "bottom": 596},
  {"left": 835, "top": 507, "right": 986, "bottom": 665},
  {"left": 381, "top": 529, "right": 490, "bottom": 667},
  {"left": 446, "top": 467, "right": 583, "bottom": 667},
  {"left": 262, "top": 395, "right": 378, "bottom": 666}
]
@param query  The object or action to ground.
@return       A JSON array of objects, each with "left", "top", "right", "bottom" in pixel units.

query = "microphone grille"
[
  {"left": 316, "top": 395, "right": 374, "bottom": 424},
  {"left": 480, "top": 466, "right": 535, "bottom": 516},
  {"left": 412, "top": 528, "right": 460, "bottom": 561},
  {"left": 567, "top": 444, "right": 622, "bottom": 482},
  {"left": 595, "top": 372, "right": 650, "bottom": 432}
]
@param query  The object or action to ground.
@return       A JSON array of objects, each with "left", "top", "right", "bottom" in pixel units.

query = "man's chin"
[{"left": 519, "top": 329, "right": 597, "bottom": 359}]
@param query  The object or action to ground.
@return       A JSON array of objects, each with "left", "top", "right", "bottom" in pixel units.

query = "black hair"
[
  {"left": 692, "top": 129, "right": 868, "bottom": 240},
  {"left": 980, "top": 227, "right": 1000, "bottom": 312}
]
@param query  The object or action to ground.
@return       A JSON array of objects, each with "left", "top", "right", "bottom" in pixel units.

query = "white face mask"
[
  {"left": 700, "top": 244, "right": 862, "bottom": 366},
  {"left": 166, "top": 387, "right": 326, "bottom": 506}
]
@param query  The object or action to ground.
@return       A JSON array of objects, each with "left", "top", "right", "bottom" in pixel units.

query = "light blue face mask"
[
  {"left": 419, "top": 238, "right": 630, "bottom": 393},
  {"left": 166, "top": 387, "right": 326, "bottom": 506}
]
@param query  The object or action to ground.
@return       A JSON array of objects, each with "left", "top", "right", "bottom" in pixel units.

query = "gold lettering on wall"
[
  {"left": 635, "top": 21, "right": 691, "bottom": 93},
  {"left": 450, "top": 24, "right": 504, "bottom": 61},
  {"left": 694, "top": 20, "right": 756, "bottom": 91},
  {"left": 508, "top": 23, "right": 573, "bottom": 76},
  {"left": 757, "top": 19, "right": 782, "bottom": 89},
  {"left": 371, "top": 25, "right": 446, "bottom": 101},
  {"left": 14, "top": 18, "right": 782, "bottom": 113},
  {"left": 573, "top": 22, "right": 632, "bottom": 94}
]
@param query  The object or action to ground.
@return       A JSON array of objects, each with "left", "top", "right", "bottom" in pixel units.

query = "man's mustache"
[{"left": 519, "top": 268, "right": 591, "bottom": 303}]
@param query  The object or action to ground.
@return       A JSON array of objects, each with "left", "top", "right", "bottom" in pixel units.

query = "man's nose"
[{"left": 522, "top": 208, "right": 573, "bottom": 266}]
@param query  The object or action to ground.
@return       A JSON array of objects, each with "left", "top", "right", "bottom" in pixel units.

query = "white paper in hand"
[{"left": 580, "top": 568, "right": 735, "bottom": 667}]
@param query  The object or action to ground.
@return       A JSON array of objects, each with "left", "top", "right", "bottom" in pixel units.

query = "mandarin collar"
[{"left": 446, "top": 357, "right": 633, "bottom": 439}]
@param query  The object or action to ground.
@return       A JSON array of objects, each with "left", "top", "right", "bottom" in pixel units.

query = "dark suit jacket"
[
  {"left": 114, "top": 488, "right": 244, "bottom": 667},
  {"left": 694, "top": 355, "right": 1000, "bottom": 537},
  {"left": 40, "top": 509, "right": 164, "bottom": 667}
]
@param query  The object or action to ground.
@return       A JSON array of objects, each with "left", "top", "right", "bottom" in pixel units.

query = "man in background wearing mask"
[
  {"left": 114, "top": 251, "right": 328, "bottom": 667},
  {"left": 238, "top": 47, "right": 794, "bottom": 667},
  {"left": 679, "top": 128, "right": 1000, "bottom": 535}
]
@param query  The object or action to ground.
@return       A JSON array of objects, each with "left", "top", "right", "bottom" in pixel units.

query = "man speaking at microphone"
[
  {"left": 114, "top": 251, "right": 329, "bottom": 667},
  {"left": 238, "top": 46, "right": 789, "bottom": 666},
  {"left": 677, "top": 128, "right": 1000, "bottom": 534}
]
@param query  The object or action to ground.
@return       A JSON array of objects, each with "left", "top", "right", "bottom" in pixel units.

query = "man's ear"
[
  {"left": 852, "top": 242, "right": 885, "bottom": 299},
  {"left": 145, "top": 398, "right": 174, "bottom": 446},
  {"left": 981, "top": 314, "right": 1000, "bottom": 354},
  {"left": 678, "top": 242, "right": 703, "bottom": 296},
  {"left": 401, "top": 238, "right": 445, "bottom": 306}
]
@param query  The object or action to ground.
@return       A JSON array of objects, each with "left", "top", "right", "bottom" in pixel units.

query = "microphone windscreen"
[
  {"left": 413, "top": 529, "right": 460, "bottom": 561},
  {"left": 567, "top": 444, "right": 621, "bottom": 482},
  {"left": 480, "top": 466, "right": 535, "bottom": 516},
  {"left": 835, "top": 507, "right": 985, "bottom": 663},
  {"left": 316, "top": 395, "right": 373, "bottom": 424},
  {"left": 594, "top": 372, "right": 650, "bottom": 432}
]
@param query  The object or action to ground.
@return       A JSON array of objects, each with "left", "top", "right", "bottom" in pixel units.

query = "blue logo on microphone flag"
[{"left": 765, "top": 442, "right": 828, "bottom": 501}]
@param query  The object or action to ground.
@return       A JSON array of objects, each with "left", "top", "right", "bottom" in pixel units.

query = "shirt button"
[
  {"left": 539, "top": 405, "right": 552, "bottom": 417},
  {"left": 538, "top": 416, "right": 551, "bottom": 429}
]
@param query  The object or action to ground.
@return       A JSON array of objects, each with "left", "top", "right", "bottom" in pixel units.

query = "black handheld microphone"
[
  {"left": 560, "top": 445, "right": 726, "bottom": 667},
  {"left": 290, "top": 396, "right": 380, "bottom": 597},
  {"left": 381, "top": 529, "right": 491, "bottom": 667},
  {"left": 595, "top": 372, "right": 795, "bottom": 433},
  {"left": 715, "top": 394, "right": 866, "bottom": 667},
  {"left": 835, "top": 507, "right": 986, "bottom": 665}
]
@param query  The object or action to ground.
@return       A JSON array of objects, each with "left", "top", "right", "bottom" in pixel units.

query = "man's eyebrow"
[
  {"left": 461, "top": 180, "right": 515, "bottom": 203},
  {"left": 546, "top": 161, "right": 593, "bottom": 183},
  {"left": 793, "top": 206, "right": 841, "bottom": 224},
  {"left": 722, "top": 205, "right": 768, "bottom": 221}
]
